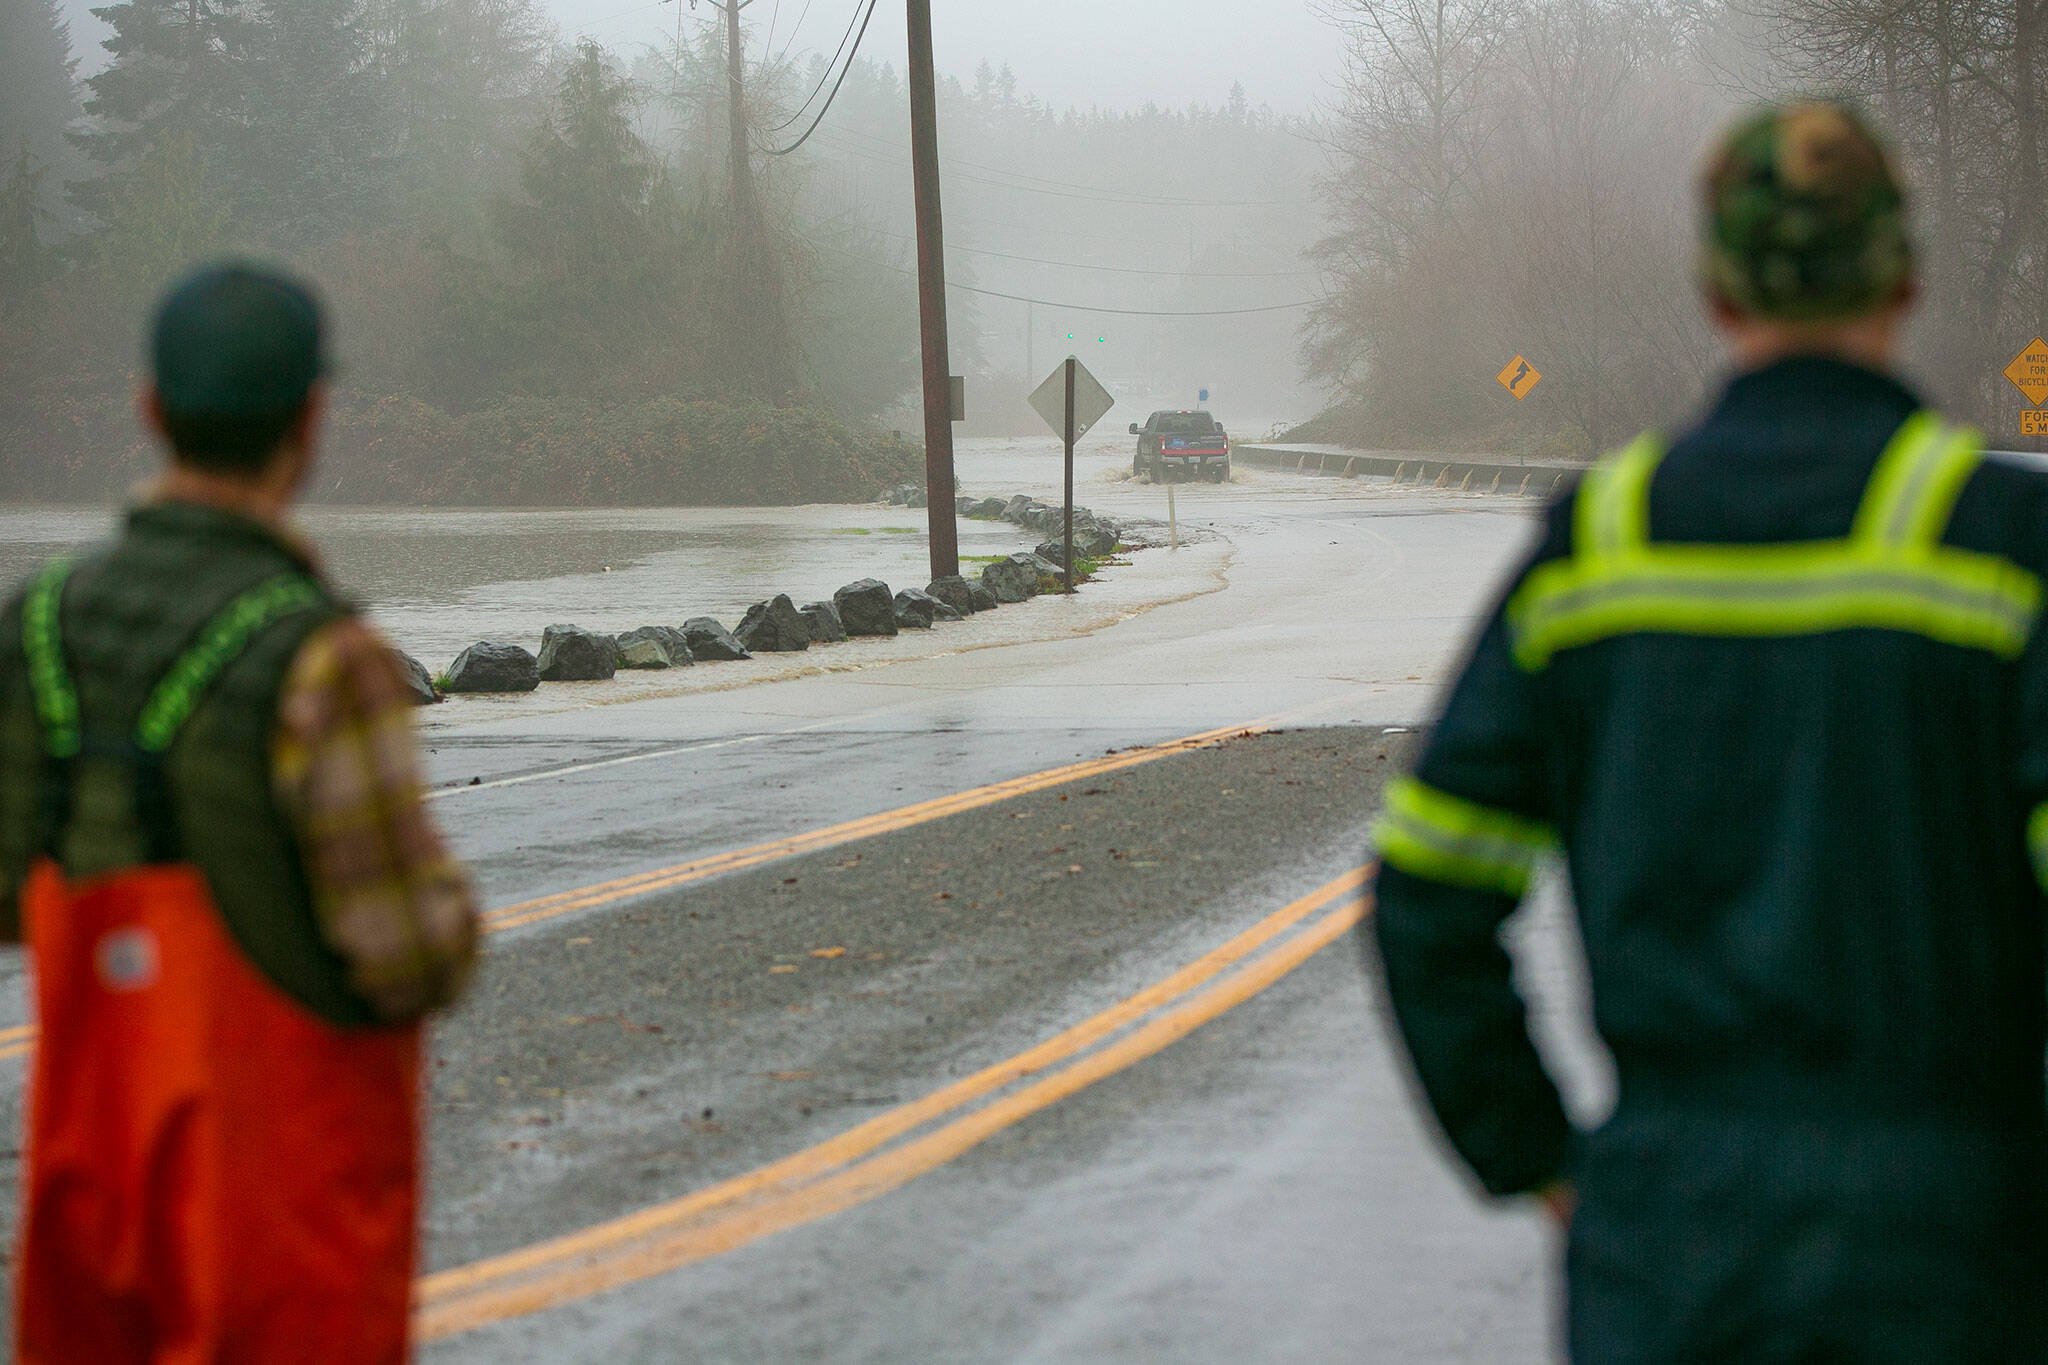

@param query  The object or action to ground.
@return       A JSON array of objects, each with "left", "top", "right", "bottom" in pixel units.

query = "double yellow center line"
[
  {"left": 0, "top": 723, "right": 1267, "bottom": 1061},
  {"left": 416, "top": 865, "right": 1374, "bottom": 1339}
]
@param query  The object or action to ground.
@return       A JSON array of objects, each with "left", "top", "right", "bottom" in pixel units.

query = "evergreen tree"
[
  {"left": 439, "top": 41, "right": 705, "bottom": 402},
  {"left": 241, "top": 0, "right": 390, "bottom": 243},
  {"left": 0, "top": 0, "right": 83, "bottom": 245},
  {"left": 72, "top": 0, "right": 260, "bottom": 227}
]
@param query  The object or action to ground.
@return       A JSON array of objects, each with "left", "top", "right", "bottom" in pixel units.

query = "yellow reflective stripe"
[
  {"left": 1374, "top": 777, "right": 1554, "bottom": 897},
  {"left": 1894, "top": 425, "right": 1982, "bottom": 548},
  {"left": 1507, "top": 542, "right": 2040, "bottom": 670},
  {"left": 2029, "top": 804, "right": 2048, "bottom": 892},
  {"left": 1576, "top": 435, "right": 1662, "bottom": 561},
  {"left": 1850, "top": 412, "right": 1956, "bottom": 547}
]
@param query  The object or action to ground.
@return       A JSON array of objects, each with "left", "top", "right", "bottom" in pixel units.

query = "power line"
[
  {"left": 947, "top": 281, "right": 1317, "bottom": 317},
  {"left": 812, "top": 220, "right": 1314, "bottom": 280},
  {"left": 769, "top": 0, "right": 817, "bottom": 66},
  {"left": 764, "top": 0, "right": 876, "bottom": 155},
  {"left": 810, "top": 124, "right": 1283, "bottom": 209},
  {"left": 764, "top": 0, "right": 869, "bottom": 135},
  {"left": 815, "top": 242, "right": 1319, "bottom": 316}
]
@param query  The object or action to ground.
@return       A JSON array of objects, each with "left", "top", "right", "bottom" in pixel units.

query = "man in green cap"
[
  {"left": 0, "top": 261, "right": 478, "bottom": 1360},
  {"left": 1371, "top": 102, "right": 2048, "bottom": 1357}
]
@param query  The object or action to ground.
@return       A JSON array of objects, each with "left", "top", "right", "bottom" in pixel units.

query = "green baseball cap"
[
  {"left": 150, "top": 261, "right": 330, "bottom": 416},
  {"left": 1701, "top": 101, "right": 1914, "bottom": 321}
]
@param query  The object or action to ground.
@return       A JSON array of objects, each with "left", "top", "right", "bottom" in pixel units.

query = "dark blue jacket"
[{"left": 1374, "top": 356, "right": 2048, "bottom": 1202}]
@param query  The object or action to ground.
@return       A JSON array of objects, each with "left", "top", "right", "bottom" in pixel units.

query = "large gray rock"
[
  {"left": 834, "top": 579, "right": 899, "bottom": 637},
  {"left": 393, "top": 650, "right": 439, "bottom": 705},
  {"left": 979, "top": 553, "right": 1045, "bottom": 604},
  {"left": 801, "top": 601, "right": 847, "bottom": 643},
  {"left": 683, "top": 617, "right": 750, "bottom": 662},
  {"left": 619, "top": 625, "right": 692, "bottom": 666},
  {"left": 926, "top": 575, "right": 978, "bottom": 615},
  {"left": 955, "top": 495, "right": 977, "bottom": 516},
  {"left": 1002, "top": 494, "right": 1038, "bottom": 523},
  {"left": 537, "top": 624, "right": 617, "bottom": 681},
  {"left": 443, "top": 642, "right": 539, "bottom": 694},
  {"left": 968, "top": 497, "right": 1009, "bottom": 519},
  {"left": 968, "top": 581, "right": 1000, "bottom": 613},
  {"left": 736, "top": 594, "right": 811, "bottom": 653},
  {"left": 894, "top": 587, "right": 962, "bottom": 629},
  {"left": 616, "top": 636, "right": 672, "bottom": 669},
  {"left": 1036, "top": 520, "right": 1117, "bottom": 565}
]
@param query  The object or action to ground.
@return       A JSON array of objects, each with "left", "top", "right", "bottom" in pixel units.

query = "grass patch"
[
  {"left": 961, "top": 553, "right": 1008, "bottom": 564},
  {"left": 829, "top": 527, "right": 876, "bottom": 535},
  {"left": 431, "top": 672, "right": 453, "bottom": 691}
]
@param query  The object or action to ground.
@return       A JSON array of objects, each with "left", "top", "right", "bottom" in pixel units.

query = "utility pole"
[
  {"left": 721, "top": 0, "right": 758, "bottom": 232},
  {"left": 907, "top": 0, "right": 959, "bottom": 581},
  {"left": 705, "top": 0, "right": 794, "bottom": 398}
]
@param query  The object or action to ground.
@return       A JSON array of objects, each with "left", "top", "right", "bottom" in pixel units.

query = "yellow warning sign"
[
  {"left": 2006, "top": 337, "right": 2048, "bottom": 406},
  {"left": 1497, "top": 355, "right": 1541, "bottom": 401},
  {"left": 2024, "top": 408, "right": 2047, "bottom": 438}
]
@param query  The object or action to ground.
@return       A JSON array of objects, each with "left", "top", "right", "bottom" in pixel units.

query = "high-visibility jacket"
[
  {"left": 13, "top": 557, "right": 420, "bottom": 1364},
  {"left": 1373, "top": 357, "right": 2048, "bottom": 1358}
]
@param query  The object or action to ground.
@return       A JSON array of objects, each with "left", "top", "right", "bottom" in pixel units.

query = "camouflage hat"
[{"left": 1701, "top": 101, "right": 1913, "bottom": 321}]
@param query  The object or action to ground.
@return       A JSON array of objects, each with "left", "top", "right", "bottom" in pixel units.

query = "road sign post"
[{"left": 1028, "top": 357, "right": 1116, "bottom": 595}]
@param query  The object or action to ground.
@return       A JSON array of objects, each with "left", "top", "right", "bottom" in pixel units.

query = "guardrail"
[{"left": 1235, "top": 444, "right": 1585, "bottom": 496}]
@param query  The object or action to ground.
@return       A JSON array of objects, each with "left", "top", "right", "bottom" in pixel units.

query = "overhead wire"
[
  {"left": 763, "top": 0, "right": 870, "bottom": 135},
  {"left": 813, "top": 242, "right": 1318, "bottom": 316},
  {"left": 809, "top": 220, "right": 1314, "bottom": 280},
  {"left": 769, "top": 0, "right": 818, "bottom": 66},
  {"left": 764, "top": 0, "right": 877, "bottom": 155},
  {"left": 810, "top": 124, "right": 1282, "bottom": 209}
]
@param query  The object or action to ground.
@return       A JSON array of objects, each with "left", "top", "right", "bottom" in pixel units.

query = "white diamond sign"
[{"left": 1029, "top": 358, "right": 1116, "bottom": 442}]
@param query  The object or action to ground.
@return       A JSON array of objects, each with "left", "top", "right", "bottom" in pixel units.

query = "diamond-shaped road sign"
[
  {"left": 2006, "top": 337, "right": 2048, "bottom": 407},
  {"left": 1497, "top": 354, "right": 1542, "bottom": 401},
  {"left": 1029, "top": 358, "right": 1116, "bottom": 441}
]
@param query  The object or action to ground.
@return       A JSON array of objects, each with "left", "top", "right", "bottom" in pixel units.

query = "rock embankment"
[{"left": 414, "top": 488, "right": 1132, "bottom": 700}]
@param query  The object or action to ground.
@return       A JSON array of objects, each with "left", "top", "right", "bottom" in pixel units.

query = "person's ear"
[
  {"left": 140, "top": 385, "right": 170, "bottom": 441},
  {"left": 288, "top": 383, "right": 327, "bottom": 453}
]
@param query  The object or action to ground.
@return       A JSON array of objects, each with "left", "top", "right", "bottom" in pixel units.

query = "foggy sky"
[{"left": 58, "top": 0, "right": 1344, "bottom": 115}]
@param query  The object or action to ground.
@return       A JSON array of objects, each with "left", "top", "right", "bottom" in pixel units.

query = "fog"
[{"left": 3, "top": 0, "right": 2044, "bottom": 508}]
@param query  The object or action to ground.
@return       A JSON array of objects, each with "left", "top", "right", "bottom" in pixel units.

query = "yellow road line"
[
  {"left": 0, "top": 722, "right": 1274, "bottom": 1065},
  {"left": 480, "top": 721, "right": 1264, "bottom": 932},
  {"left": 415, "top": 865, "right": 1375, "bottom": 1339}
]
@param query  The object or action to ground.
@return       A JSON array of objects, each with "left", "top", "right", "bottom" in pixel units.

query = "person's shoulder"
[
  {"left": 281, "top": 614, "right": 411, "bottom": 716},
  {"left": 1952, "top": 443, "right": 2048, "bottom": 574}
]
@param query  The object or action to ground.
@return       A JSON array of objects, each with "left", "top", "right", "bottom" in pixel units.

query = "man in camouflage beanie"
[
  {"left": 1701, "top": 100, "right": 1914, "bottom": 321},
  {"left": 1371, "top": 99, "right": 2048, "bottom": 1361}
]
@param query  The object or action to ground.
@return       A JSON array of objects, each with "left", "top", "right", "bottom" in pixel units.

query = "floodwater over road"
[
  {"left": 0, "top": 439, "right": 1211, "bottom": 673},
  {"left": 0, "top": 434, "right": 1586, "bottom": 1361}
]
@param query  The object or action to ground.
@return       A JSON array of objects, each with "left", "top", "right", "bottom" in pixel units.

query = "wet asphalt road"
[{"left": 0, "top": 457, "right": 1594, "bottom": 1360}]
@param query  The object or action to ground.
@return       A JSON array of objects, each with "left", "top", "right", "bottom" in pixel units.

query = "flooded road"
[{"left": 0, "top": 438, "right": 1579, "bottom": 1362}]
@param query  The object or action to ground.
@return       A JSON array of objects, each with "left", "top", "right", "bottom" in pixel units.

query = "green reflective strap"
[
  {"left": 22, "top": 559, "right": 80, "bottom": 759},
  {"left": 2029, "top": 804, "right": 2048, "bottom": 893},
  {"left": 1575, "top": 435, "right": 1663, "bottom": 561},
  {"left": 1374, "top": 776, "right": 1555, "bottom": 897},
  {"left": 1508, "top": 541, "right": 2040, "bottom": 670},
  {"left": 134, "top": 575, "right": 326, "bottom": 753},
  {"left": 1851, "top": 412, "right": 1954, "bottom": 547}
]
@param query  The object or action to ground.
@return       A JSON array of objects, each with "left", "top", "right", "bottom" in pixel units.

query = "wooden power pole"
[
  {"left": 906, "top": 0, "right": 959, "bottom": 581},
  {"left": 707, "top": 0, "right": 794, "bottom": 398}
]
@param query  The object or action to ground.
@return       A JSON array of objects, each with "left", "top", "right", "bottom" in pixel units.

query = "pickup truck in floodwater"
[{"left": 1130, "top": 411, "right": 1230, "bottom": 483}]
